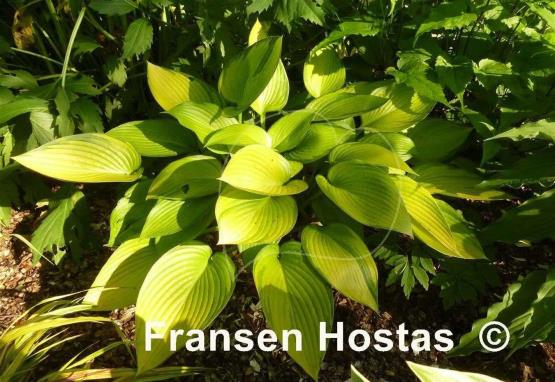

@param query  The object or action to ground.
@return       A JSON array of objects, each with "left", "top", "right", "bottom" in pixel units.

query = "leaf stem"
[{"left": 61, "top": 7, "right": 86, "bottom": 88}]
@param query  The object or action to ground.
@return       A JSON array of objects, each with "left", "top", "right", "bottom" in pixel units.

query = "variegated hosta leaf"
[
  {"left": 168, "top": 101, "right": 238, "bottom": 143},
  {"left": 216, "top": 187, "right": 297, "bottom": 245},
  {"left": 140, "top": 197, "right": 215, "bottom": 239},
  {"left": 253, "top": 242, "right": 334, "bottom": 380},
  {"left": 329, "top": 142, "right": 415, "bottom": 174},
  {"left": 147, "top": 62, "right": 219, "bottom": 111},
  {"left": 284, "top": 123, "right": 355, "bottom": 163},
  {"left": 205, "top": 124, "right": 271, "bottom": 154},
  {"left": 219, "top": 36, "right": 282, "bottom": 109},
  {"left": 414, "top": 163, "right": 510, "bottom": 201},
  {"left": 407, "top": 362, "right": 504, "bottom": 382},
  {"left": 135, "top": 244, "right": 235, "bottom": 373},
  {"left": 106, "top": 119, "right": 197, "bottom": 157},
  {"left": 316, "top": 162, "right": 412, "bottom": 234},
  {"left": 303, "top": 48, "right": 345, "bottom": 98},
  {"left": 220, "top": 145, "right": 308, "bottom": 195},
  {"left": 148, "top": 156, "right": 222, "bottom": 200},
  {"left": 302, "top": 223, "right": 379, "bottom": 311},
  {"left": 394, "top": 176, "right": 486, "bottom": 259},
  {"left": 248, "top": 18, "right": 289, "bottom": 115},
  {"left": 268, "top": 110, "right": 314, "bottom": 152},
  {"left": 359, "top": 81, "right": 435, "bottom": 132},
  {"left": 307, "top": 92, "right": 387, "bottom": 121},
  {"left": 360, "top": 132, "right": 415, "bottom": 161},
  {"left": 13, "top": 133, "right": 142, "bottom": 183},
  {"left": 84, "top": 238, "right": 159, "bottom": 310}
]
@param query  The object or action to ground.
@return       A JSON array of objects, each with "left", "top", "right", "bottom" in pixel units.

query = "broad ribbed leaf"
[
  {"left": 0, "top": 97, "right": 48, "bottom": 125},
  {"left": 253, "top": 242, "right": 333, "bottom": 380},
  {"left": 414, "top": 163, "right": 510, "bottom": 200},
  {"left": 220, "top": 145, "right": 307, "bottom": 195},
  {"left": 140, "top": 197, "right": 215, "bottom": 239},
  {"left": 84, "top": 238, "right": 159, "bottom": 310},
  {"left": 216, "top": 187, "right": 297, "bottom": 245},
  {"left": 407, "top": 362, "right": 503, "bottom": 382},
  {"left": 394, "top": 176, "right": 486, "bottom": 259},
  {"left": 303, "top": 48, "right": 345, "bottom": 98},
  {"left": 168, "top": 101, "right": 238, "bottom": 142},
  {"left": 148, "top": 156, "right": 221, "bottom": 200},
  {"left": 307, "top": 92, "right": 386, "bottom": 121},
  {"left": 249, "top": 20, "right": 289, "bottom": 115},
  {"left": 136, "top": 244, "right": 235, "bottom": 373},
  {"left": 360, "top": 81, "right": 434, "bottom": 132},
  {"left": 302, "top": 223, "right": 378, "bottom": 310},
  {"left": 107, "top": 120, "right": 196, "bottom": 157},
  {"left": 482, "top": 149, "right": 555, "bottom": 187},
  {"left": 147, "top": 63, "right": 219, "bottom": 111},
  {"left": 268, "top": 110, "right": 314, "bottom": 152},
  {"left": 480, "top": 189, "right": 555, "bottom": 243},
  {"left": 329, "top": 142, "right": 414, "bottom": 173},
  {"left": 487, "top": 119, "right": 555, "bottom": 143},
  {"left": 408, "top": 119, "right": 471, "bottom": 162},
  {"left": 316, "top": 162, "right": 411, "bottom": 234},
  {"left": 205, "top": 124, "right": 271, "bottom": 154},
  {"left": 284, "top": 123, "right": 355, "bottom": 163},
  {"left": 13, "top": 133, "right": 142, "bottom": 183},
  {"left": 219, "top": 36, "right": 282, "bottom": 108},
  {"left": 360, "top": 132, "right": 415, "bottom": 161}
]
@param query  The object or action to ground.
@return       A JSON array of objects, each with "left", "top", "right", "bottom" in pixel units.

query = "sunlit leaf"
[
  {"left": 268, "top": 110, "right": 314, "bottom": 152},
  {"left": 329, "top": 142, "right": 414, "bottom": 173},
  {"left": 407, "top": 361, "right": 504, "bottom": 382},
  {"left": 205, "top": 124, "right": 271, "bottom": 154},
  {"left": 303, "top": 48, "right": 345, "bottom": 98}
]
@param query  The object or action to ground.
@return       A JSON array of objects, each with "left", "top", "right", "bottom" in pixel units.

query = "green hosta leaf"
[
  {"left": 302, "top": 223, "right": 378, "bottom": 311},
  {"left": 480, "top": 189, "right": 555, "bottom": 244},
  {"left": 482, "top": 149, "right": 555, "bottom": 187},
  {"left": 360, "top": 81, "right": 434, "bottom": 132},
  {"left": 316, "top": 162, "right": 411, "bottom": 234},
  {"left": 122, "top": 18, "right": 153, "bottom": 59},
  {"left": 83, "top": 238, "right": 160, "bottom": 310},
  {"left": 147, "top": 63, "right": 220, "bottom": 111},
  {"left": 140, "top": 197, "right": 215, "bottom": 239},
  {"left": 284, "top": 123, "right": 355, "bottom": 163},
  {"left": 135, "top": 244, "right": 235, "bottom": 373},
  {"left": 408, "top": 119, "right": 472, "bottom": 162},
  {"left": 450, "top": 268, "right": 555, "bottom": 357},
  {"left": 307, "top": 91, "right": 386, "bottom": 121},
  {"left": 251, "top": 60, "right": 289, "bottom": 115},
  {"left": 303, "top": 48, "right": 345, "bottom": 98},
  {"left": 205, "top": 124, "right": 271, "bottom": 154},
  {"left": 13, "top": 133, "right": 142, "bottom": 183},
  {"left": 219, "top": 37, "right": 282, "bottom": 109},
  {"left": 220, "top": 145, "right": 307, "bottom": 195},
  {"left": 215, "top": 187, "right": 297, "bottom": 245},
  {"left": 415, "top": 0, "right": 477, "bottom": 39},
  {"left": 414, "top": 163, "right": 510, "bottom": 201},
  {"left": 311, "top": 195, "right": 363, "bottom": 237},
  {"left": 253, "top": 242, "right": 333, "bottom": 380},
  {"left": 31, "top": 187, "right": 91, "bottom": 264},
  {"left": 148, "top": 156, "right": 222, "bottom": 200},
  {"left": 394, "top": 176, "right": 486, "bottom": 259},
  {"left": 487, "top": 119, "right": 555, "bottom": 143},
  {"left": 168, "top": 101, "right": 238, "bottom": 143},
  {"left": 360, "top": 132, "right": 415, "bottom": 161},
  {"left": 314, "top": 18, "right": 381, "bottom": 51},
  {"left": 89, "top": 0, "right": 138, "bottom": 15},
  {"left": 407, "top": 362, "right": 504, "bottom": 382},
  {"left": 268, "top": 110, "right": 314, "bottom": 152},
  {"left": 107, "top": 120, "right": 197, "bottom": 157},
  {"left": 0, "top": 97, "right": 48, "bottom": 125},
  {"left": 329, "top": 142, "right": 414, "bottom": 174},
  {"left": 108, "top": 180, "right": 155, "bottom": 247}
]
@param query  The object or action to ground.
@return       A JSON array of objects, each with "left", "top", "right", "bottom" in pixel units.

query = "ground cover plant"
[{"left": 0, "top": 0, "right": 555, "bottom": 381}]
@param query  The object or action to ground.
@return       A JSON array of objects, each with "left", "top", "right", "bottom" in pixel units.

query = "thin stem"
[
  {"left": 10, "top": 47, "right": 64, "bottom": 67},
  {"left": 85, "top": 11, "right": 117, "bottom": 42},
  {"left": 260, "top": 112, "right": 266, "bottom": 129},
  {"left": 44, "top": 0, "right": 67, "bottom": 46},
  {"left": 61, "top": 7, "right": 86, "bottom": 88},
  {"left": 31, "top": 30, "right": 55, "bottom": 73}
]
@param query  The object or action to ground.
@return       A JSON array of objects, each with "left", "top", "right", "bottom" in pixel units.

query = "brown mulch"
[{"left": 1, "top": 195, "right": 555, "bottom": 381}]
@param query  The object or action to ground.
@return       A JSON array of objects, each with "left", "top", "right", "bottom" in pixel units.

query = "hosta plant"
[{"left": 13, "top": 22, "right": 510, "bottom": 380}]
